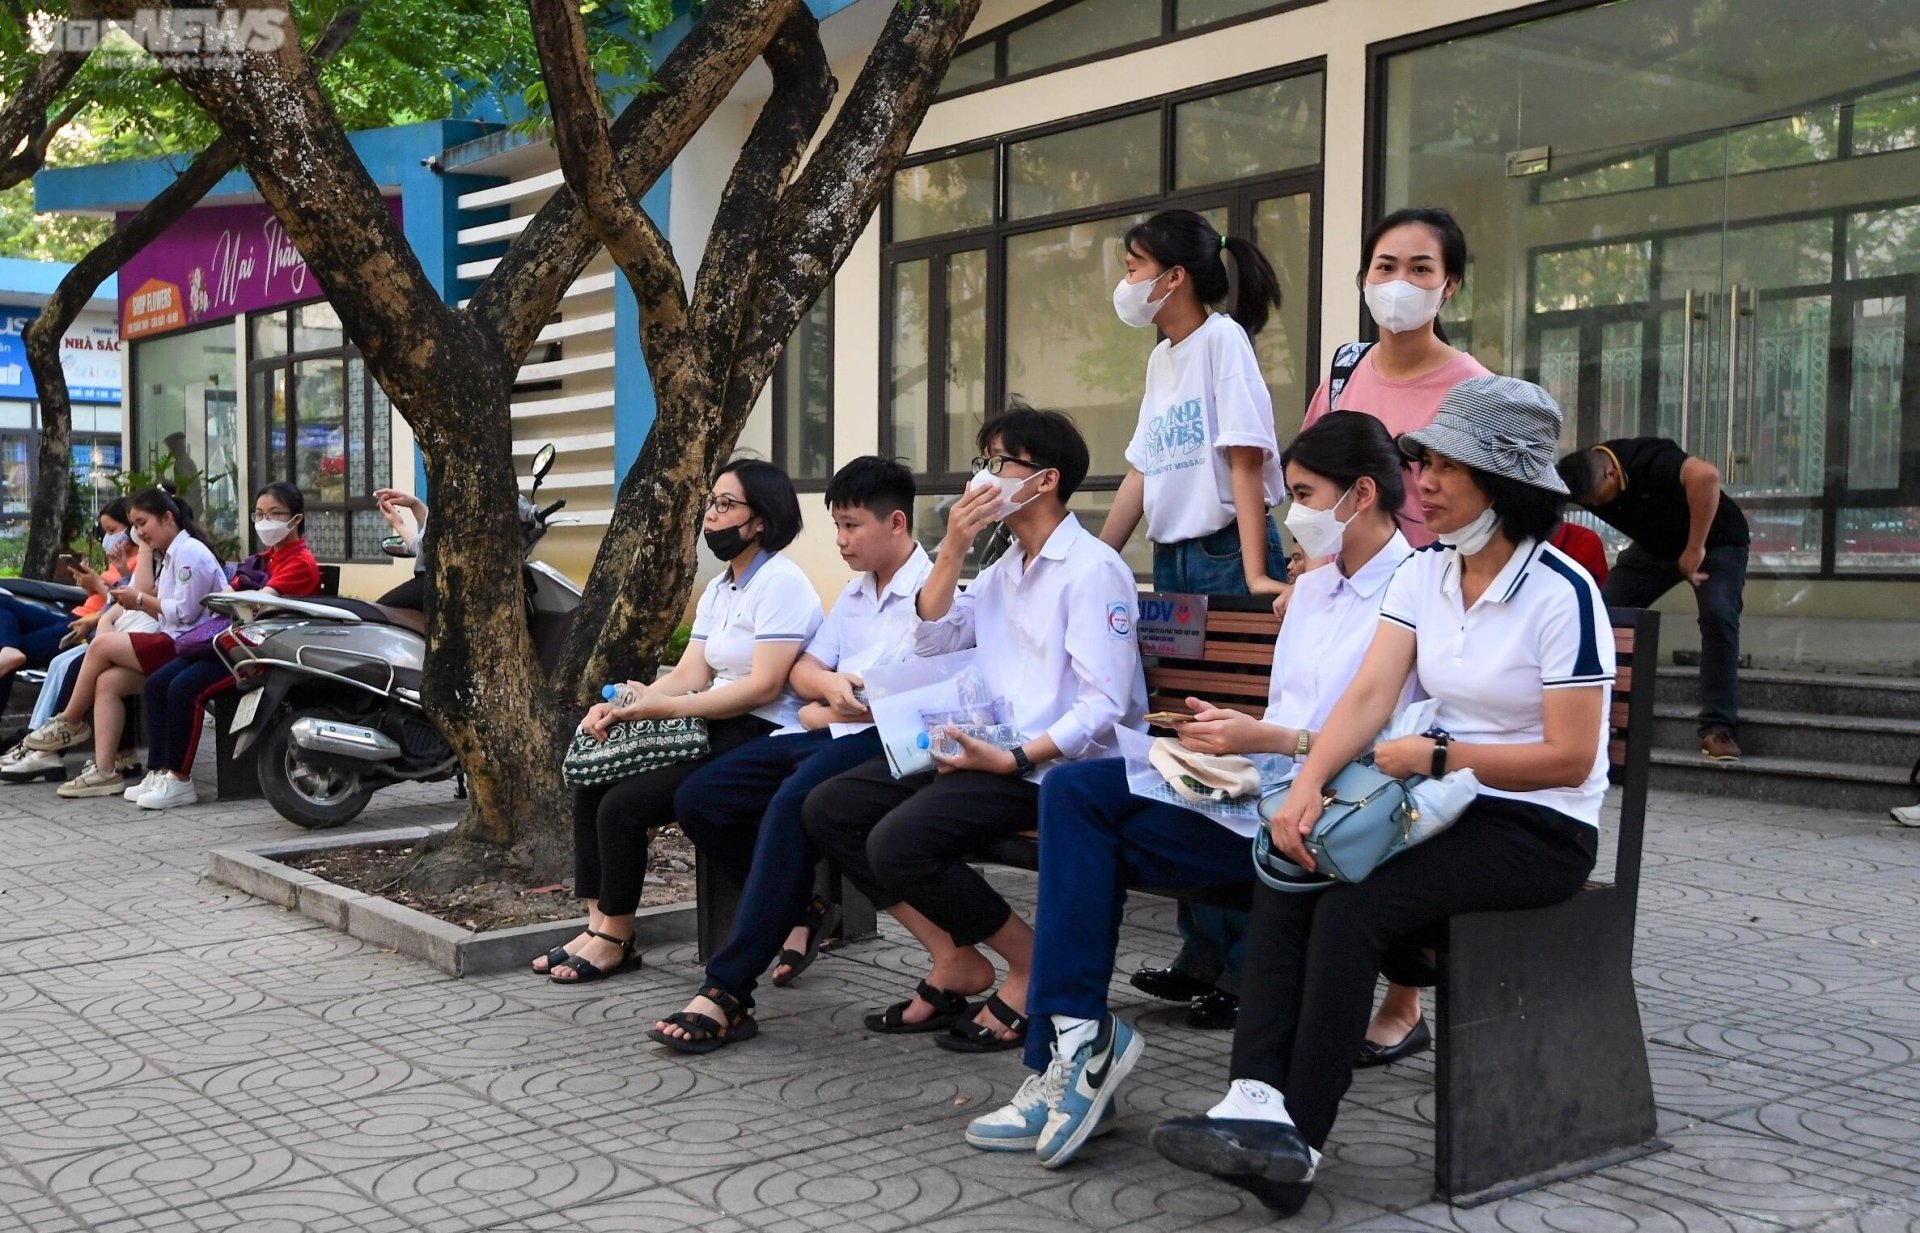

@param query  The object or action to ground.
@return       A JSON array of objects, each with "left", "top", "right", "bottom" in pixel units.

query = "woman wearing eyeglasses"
[{"left": 534, "top": 459, "right": 824, "bottom": 984}]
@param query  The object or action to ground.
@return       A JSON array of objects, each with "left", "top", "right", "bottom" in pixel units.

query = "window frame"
[
  {"left": 881, "top": 62, "right": 1327, "bottom": 499},
  {"left": 244, "top": 298, "right": 391, "bottom": 563},
  {"left": 937, "top": 0, "right": 1325, "bottom": 102}
]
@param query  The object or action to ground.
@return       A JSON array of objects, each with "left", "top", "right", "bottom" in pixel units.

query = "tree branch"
[
  {"left": 468, "top": 0, "right": 796, "bottom": 369},
  {"left": 688, "top": 3, "right": 833, "bottom": 386},
  {"left": 0, "top": 48, "right": 92, "bottom": 191},
  {"left": 721, "top": 0, "right": 982, "bottom": 419}
]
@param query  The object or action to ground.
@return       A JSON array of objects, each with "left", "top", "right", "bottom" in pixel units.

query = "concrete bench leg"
[{"left": 1435, "top": 887, "right": 1662, "bottom": 1204}]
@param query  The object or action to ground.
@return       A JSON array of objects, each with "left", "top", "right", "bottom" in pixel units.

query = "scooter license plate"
[{"left": 231, "top": 690, "right": 262, "bottom": 734}]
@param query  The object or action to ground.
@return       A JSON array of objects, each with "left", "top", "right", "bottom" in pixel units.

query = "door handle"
[
  {"left": 1679, "top": 289, "right": 1698, "bottom": 449},
  {"left": 1725, "top": 285, "right": 1745, "bottom": 481}
]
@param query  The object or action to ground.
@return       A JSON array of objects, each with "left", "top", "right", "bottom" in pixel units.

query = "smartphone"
[
  {"left": 1145, "top": 710, "right": 1197, "bottom": 727},
  {"left": 56, "top": 553, "right": 76, "bottom": 571}
]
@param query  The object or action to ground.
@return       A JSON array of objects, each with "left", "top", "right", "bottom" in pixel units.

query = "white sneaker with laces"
[
  {"left": 138, "top": 774, "right": 199, "bottom": 810},
  {"left": 124, "top": 770, "right": 162, "bottom": 803},
  {"left": 57, "top": 760, "right": 126, "bottom": 799}
]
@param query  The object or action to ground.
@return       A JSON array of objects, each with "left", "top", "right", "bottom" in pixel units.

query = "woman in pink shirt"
[
  {"left": 1298, "top": 207, "right": 1485, "bottom": 1068},
  {"left": 1303, "top": 207, "right": 1488, "bottom": 548}
]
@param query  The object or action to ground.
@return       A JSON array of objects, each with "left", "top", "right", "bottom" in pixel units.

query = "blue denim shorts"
[{"left": 1152, "top": 516, "right": 1289, "bottom": 596}]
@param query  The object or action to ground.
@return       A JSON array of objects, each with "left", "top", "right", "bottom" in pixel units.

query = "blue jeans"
[
  {"left": 1150, "top": 515, "right": 1288, "bottom": 596},
  {"left": 673, "top": 727, "right": 884, "bottom": 1001},
  {"left": 1025, "top": 758, "right": 1254, "bottom": 1071},
  {"left": 1603, "top": 543, "right": 1747, "bottom": 735},
  {"left": 0, "top": 595, "right": 71, "bottom": 673},
  {"left": 1148, "top": 517, "right": 1284, "bottom": 989}
]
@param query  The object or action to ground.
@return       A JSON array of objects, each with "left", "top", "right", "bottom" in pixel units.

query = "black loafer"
[
  {"left": 1221, "top": 1173, "right": 1314, "bottom": 1216},
  {"left": 1150, "top": 1116, "right": 1316, "bottom": 1185},
  {"left": 1355, "top": 1017, "right": 1431, "bottom": 1068},
  {"left": 1186, "top": 990, "right": 1239, "bottom": 1031},
  {"left": 1131, "top": 966, "right": 1214, "bottom": 1003}
]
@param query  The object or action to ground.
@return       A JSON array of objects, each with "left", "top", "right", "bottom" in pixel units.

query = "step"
[
  {"left": 1648, "top": 748, "right": 1916, "bottom": 814},
  {"left": 1655, "top": 667, "right": 1920, "bottom": 721},
  {"left": 1653, "top": 705, "right": 1920, "bottom": 768}
]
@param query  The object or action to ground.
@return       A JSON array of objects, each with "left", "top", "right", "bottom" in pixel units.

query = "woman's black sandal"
[
  {"left": 863, "top": 979, "right": 974, "bottom": 1034},
  {"left": 547, "top": 928, "right": 636, "bottom": 984},
  {"left": 530, "top": 944, "right": 571, "bottom": 975},
  {"left": 934, "top": 993, "right": 1029, "bottom": 1053},
  {"left": 648, "top": 985, "right": 759, "bottom": 1055},
  {"left": 772, "top": 900, "right": 843, "bottom": 987}
]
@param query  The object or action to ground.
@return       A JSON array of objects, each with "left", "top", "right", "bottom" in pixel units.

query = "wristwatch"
[
  {"left": 1426, "top": 728, "right": 1451, "bottom": 778},
  {"left": 1010, "top": 744, "right": 1034, "bottom": 777}
]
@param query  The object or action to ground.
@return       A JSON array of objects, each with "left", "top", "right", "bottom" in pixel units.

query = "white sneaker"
[
  {"left": 138, "top": 774, "right": 199, "bottom": 810},
  {"left": 1892, "top": 803, "right": 1920, "bottom": 828},
  {"left": 124, "top": 770, "right": 162, "bottom": 803},
  {"left": 58, "top": 760, "right": 127, "bottom": 799},
  {"left": 0, "top": 748, "right": 65, "bottom": 783},
  {"left": 24, "top": 716, "right": 90, "bottom": 752}
]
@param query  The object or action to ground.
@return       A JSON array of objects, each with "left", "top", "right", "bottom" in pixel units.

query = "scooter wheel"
[{"left": 257, "top": 713, "right": 376, "bottom": 829}]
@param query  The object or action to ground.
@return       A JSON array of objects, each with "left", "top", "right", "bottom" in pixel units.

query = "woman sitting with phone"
[{"left": 0, "top": 499, "right": 135, "bottom": 701}]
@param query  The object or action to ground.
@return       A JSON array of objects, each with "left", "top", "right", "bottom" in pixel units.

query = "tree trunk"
[{"left": 0, "top": 46, "right": 92, "bottom": 192}]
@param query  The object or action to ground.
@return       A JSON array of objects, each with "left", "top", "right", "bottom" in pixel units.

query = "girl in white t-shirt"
[{"left": 1099, "top": 209, "right": 1289, "bottom": 598}]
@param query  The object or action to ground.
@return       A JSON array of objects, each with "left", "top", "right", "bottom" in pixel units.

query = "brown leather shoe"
[{"left": 1700, "top": 731, "right": 1741, "bottom": 761}]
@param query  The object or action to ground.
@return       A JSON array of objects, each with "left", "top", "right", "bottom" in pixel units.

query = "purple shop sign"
[{"left": 117, "top": 197, "right": 402, "bottom": 340}]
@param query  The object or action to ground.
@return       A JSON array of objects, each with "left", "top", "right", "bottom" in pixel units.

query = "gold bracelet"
[{"left": 1293, "top": 729, "right": 1311, "bottom": 758}]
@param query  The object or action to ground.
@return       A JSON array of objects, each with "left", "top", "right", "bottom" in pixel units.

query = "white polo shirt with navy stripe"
[
  {"left": 690, "top": 550, "right": 824, "bottom": 730},
  {"left": 1378, "top": 537, "right": 1615, "bottom": 827}
]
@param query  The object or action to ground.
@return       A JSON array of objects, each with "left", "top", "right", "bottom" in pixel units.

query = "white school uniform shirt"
[
  {"left": 1124, "top": 312, "right": 1286, "bottom": 545},
  {"left": 689, "top": 551, "right": 824, "bottom": 731},
  {"left": 803, "top": 544, "right": 934, "bottom": 737},
  {"left": 914, "top": 514, "right": 1147, "bottom": 782},
  {"left": 1378, "top": 539, "right": 1616, "bottom": 827},
  {"left": 153, "top": 535, "right": 226, "bottom": 636},
  {"left": 1263, "top": 531, "right": 1419, "bottom": 733}
]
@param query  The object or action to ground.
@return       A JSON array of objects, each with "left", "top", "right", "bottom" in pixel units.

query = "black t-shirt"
[{"left": 1584, "top": 437, "right": 1749, "bottom": 559}]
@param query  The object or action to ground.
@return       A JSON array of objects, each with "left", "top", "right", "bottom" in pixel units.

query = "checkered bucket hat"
[{"left": 1397, "top": 375, "right": 1569, "bottom": 494}]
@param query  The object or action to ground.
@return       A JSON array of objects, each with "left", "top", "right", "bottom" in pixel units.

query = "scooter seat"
[
  {"left": 299, "top": 598, "right": 409, "bottom": 625},
  {"left": 0, "top": 577, "right": 88, "bottom": 607}
]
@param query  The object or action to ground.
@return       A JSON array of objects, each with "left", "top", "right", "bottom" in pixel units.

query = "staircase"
[{"left": 1650, "top": 666, "right": 1920, "bottom": 813}]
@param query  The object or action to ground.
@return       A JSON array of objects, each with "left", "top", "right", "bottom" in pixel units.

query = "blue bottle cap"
[
  {"left": 915, "top": 732, "right": 931, "bottom": 749},
  {"left": 601, "top": 684, "right": 619, "bottom": 701}
]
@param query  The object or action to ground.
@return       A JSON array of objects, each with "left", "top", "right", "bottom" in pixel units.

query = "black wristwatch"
[
  {"left": 1426, "top": 728, "right": 1451, "bottom": 778},
  {"left": 1010, "top": 744, "right": 1034, "bottom": 777}
]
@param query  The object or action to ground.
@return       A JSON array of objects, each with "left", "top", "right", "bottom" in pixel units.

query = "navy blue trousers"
[
  {"left": 0, "top": 595, "right": 70, "bottom": 672},
  {"left": 1024, "top": 758, "right": 1254, "bottom": 1071},
  {"left": 674, "top": 727, "right": 884, "bottom": 1000},
  {"left": 143, "top": 656, "right": 231, "bottom": 774}
]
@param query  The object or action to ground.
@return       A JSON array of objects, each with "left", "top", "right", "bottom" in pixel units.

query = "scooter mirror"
[
  {"left": 531, "top": 444, "right": 556, "bottom": 483},
  {"left": 380, "top": 535, "right": 417, "bottom": 559}
]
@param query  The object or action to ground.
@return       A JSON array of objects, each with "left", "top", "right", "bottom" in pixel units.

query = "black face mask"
[{"left": 704, "top": 524, "right": 755, "bottom": 561}]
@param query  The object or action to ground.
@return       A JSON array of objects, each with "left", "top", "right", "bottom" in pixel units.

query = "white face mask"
[
  {"left": 1112, "top": 270, "right": 1171, "bottom": 329},
  {"left": 966, "top": 466, "right": 1045, "bottom": 520},
  {"left": 1283, "top": 484, "right": 1355, "bottom": 559},
  {"left": 1364, "top": 279, "right": 1447, "bottom": 335},
  {"left": 101, "top": 530, "right": 130, "bottom": 555},
  {"left": 1437, "top": 506, "right": 1500, "bottom": 556},
  {"left": 254, "top": 518, "right": 293, "bottom": 547}
]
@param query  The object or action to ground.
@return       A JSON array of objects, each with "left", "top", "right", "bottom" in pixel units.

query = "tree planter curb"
[{"left": 208, "top": 824, "right": 696, "bottom": 978}]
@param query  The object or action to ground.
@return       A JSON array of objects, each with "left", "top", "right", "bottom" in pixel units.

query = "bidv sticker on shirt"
[{"left": 1141, "top": 397, "right": 1208, "bottom": 477}]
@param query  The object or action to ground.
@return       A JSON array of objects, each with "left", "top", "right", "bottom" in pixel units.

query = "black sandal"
[
  {"left": 547, "top": 928, "right": 636, "bottom": 984},
  {"left": 772, "top": 899, "right": 843, "bottom": 987},
  {"left": 934, "top": 993, "right": 1029, "bottom": 1053},
  {"left": 863, "top": 979, "right": 975, "bottom": 1034},
  {"left": 530, "top": 944, "right": 571, "bottom": 975},
  {"left": 647, "top": 985, "right": 760, "bottom": 1055}
]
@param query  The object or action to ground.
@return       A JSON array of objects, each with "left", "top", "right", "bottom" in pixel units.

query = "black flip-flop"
[
  {"left": 864, "top": 979, "right": 974, "bottom": 1034},
  {"left": 934, "top": 993, "right": 1028, "bottom": 1053},
  {"left": 772, "top": 901, "right": 842, "bottom": 987}
]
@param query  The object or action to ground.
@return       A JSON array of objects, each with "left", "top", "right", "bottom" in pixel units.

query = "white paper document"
[{"left": 1114, "top": 726, "right": 1297, "bottom": 839}]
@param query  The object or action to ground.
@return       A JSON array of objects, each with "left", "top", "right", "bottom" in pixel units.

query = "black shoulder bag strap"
[{"left": 1326, "top": 341, "right": 1376, "bottom": 411}]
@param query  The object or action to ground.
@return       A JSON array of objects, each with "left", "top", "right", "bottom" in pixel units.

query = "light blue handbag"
[{"left": 1252, "top": 759, "right": 1420, "bottom": 892}]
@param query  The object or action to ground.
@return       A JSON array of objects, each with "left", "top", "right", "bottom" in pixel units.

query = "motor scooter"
[{"left": 206, "top": 445, "right": 580, "bottom": 828}]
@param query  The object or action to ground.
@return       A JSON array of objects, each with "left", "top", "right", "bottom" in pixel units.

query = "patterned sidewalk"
[{"left": 1, "top": 763, "right": 1917, "bottom": 1232}]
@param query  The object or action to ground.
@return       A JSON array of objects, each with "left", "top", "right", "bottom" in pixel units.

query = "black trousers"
[
  {"left": 802, "top": 755, "right": 1039, "bottom": 949},
  {"left": 1229, "top": 795, "right": 1597, "bottom": 1150},
  {"left": 571, "top": 713, "right": 774, "bottom": 916}
]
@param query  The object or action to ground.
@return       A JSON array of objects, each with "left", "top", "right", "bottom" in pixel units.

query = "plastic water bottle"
[
  {"left": 602, "top": 683, "right": 638, "bottom": 707},
  {"left": 918, "top": 722, "right": 1022, "bottom": 759}
]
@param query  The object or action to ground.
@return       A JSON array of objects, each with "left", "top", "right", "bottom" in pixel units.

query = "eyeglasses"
[
  {"left": 253, "top": 509, "right": 293, "bottom": 521},
  {"left": 704, "top": 494, "right": 752, "bottom": 516},
  {"left": 970, "top": 454, "right": 1043, "bottom": 477}
]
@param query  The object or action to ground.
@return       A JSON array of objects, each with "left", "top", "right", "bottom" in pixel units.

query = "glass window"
[
  {"left": 1724, "top": 219, "right": 1835, "bottom": 291},
  {"left": 1004, "top": 214, "right": 1157, "bottom": 476},
  {"left": 888, "top": 260, "right": 931, "bottom": 472},
  {"left": 1538, "top": 154, "right": 1657, "bottom": 203},
  {"left": 1849, "top": 296, "right": 1904, "bottom": 490},
  {"left": 1250, "top": 192, "right": 1314, "bottom": 433},
  {"left": 294, "top": 357, "right": 348, "bottom": 507},
  {"left": 1008, "top": 112, "right": 1160, "bottom": 221},
  {"left": 943, "top": 251, "right": 989, "bottom": 474},
  {"left": 131, "top": 320, "right": 236, "bottom": 506},
  {"left": 1850, "top": 86, "right": 1920, "bottom": 157},
  {"left": 294, "top": 300, "right": 344, "bottom": 353},
  {"left": 1174, "top": 73, "right": 1323, "bottom": 190},
  {"left": 891, "top": 150, "right": 996, "bottom": 242},
  {"left": 775, "top": 288, "right": 834, "bottom": 483},
  {"left": 1836, "top": 507, "right": 1920, "bottom": 572},
  {"left": 1177, "top": 0, "right": 1287, "bottom": 28},
  {"left": 1533, "top": 242, "right": 1651, "bottom": 313},
  {"left": 1004, "top": 0, "right": 1159, "bottom": 77},
  {"left": 1749, "top": 509, "right": 1823, "bottom": 571},
  {"left": 943, "top": 43, "right": 996, "bottom": 93},
  {"left": 250, "top": 310, "right": 288, "bottom": 361},
  {"left": 1848, "top": 204, "right": 1920, "bottom": 279}
]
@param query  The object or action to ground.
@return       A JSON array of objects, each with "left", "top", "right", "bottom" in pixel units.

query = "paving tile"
[
  {"left": 339, "top": 1132, "right": 654, "bottom": 1233},
  {"left": 25, "top": 1128, "right": 325, "bottom": 1226},
  {"left": 90, "top": 1176, "right": 418, "bottom": 1233},
  {"left": 0, "top": 1167, "right": 86, "bottom": 1233}
]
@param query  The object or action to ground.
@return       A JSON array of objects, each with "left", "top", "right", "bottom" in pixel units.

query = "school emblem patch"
[{"left": 1106, "top": 602, "right": 1132, "bottom": 638}]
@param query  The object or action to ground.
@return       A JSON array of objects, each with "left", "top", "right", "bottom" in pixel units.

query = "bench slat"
[{"left": 1147, "top": 667, "right": 1272, "bottom": 698}]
